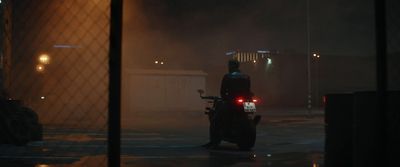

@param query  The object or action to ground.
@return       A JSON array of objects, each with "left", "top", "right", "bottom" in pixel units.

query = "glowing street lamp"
[
  {"left": 267, "top": 58, "right": 272, "bottom": 65},
  {"left": 38, "top": 54, "right": 50, "bottom": 64},
  {"left": 311, "top": 52, "right": 321, "bottom": 108},
  {"left": 36, "top": 64, "right": 45, "bottom": 72},
  {"left": 155, "top": 60, "right": 165, "bottom": 65},
  {"left": 312, "top": 53, "right": 320, "bottom": 59}
]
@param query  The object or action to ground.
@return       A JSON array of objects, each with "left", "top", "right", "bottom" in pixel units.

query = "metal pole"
[
  {"left": 316, "top": 55, "right": 319, "bottom": 109},
  {"left": 0, "top": 6, "right": 3, "bottom": 91},
  {"left": 375, "top": 0, "right": 387, "bottom": 163},
  {"left": 108, "top": 0, "right": 123, "bottom": 166},
  {"left": 306, "top": 0, "right": 312, "bottom": 116}
]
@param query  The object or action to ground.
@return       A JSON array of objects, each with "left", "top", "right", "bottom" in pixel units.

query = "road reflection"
[
  {"left": 206, "top": 149, "right": 323, "bottom": 167},
  {"left": 207, "top": 149, "right": 257, "bottom": 167}
]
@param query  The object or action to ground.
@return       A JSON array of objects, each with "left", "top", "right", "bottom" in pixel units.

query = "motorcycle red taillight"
[{"left": 236, "top": 98, "right": 244, "bottom": 104}]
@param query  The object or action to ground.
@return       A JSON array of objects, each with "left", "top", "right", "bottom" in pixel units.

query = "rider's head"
[{"left": 228, "top": 59, "right": 240, "bottom": 73}]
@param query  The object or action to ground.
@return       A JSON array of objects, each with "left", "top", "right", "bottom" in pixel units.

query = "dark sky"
[{"left": 123, "top": 0, "right": 376, "bottom": 68}]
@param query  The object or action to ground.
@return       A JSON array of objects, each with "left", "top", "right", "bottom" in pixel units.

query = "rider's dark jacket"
[{"left": 220, "top": 71, "right": 251, "bottom": 101}]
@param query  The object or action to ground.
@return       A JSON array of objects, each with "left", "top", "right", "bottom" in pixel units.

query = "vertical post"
[
  {"left": 0, "top": 3, "right": 4, "bottom": 90},
  {"left": 108, "top": 0, "right": 123, "bottom": 167},
  {"left": 3, "top": 0, "right": 12, "bottom": 91},
  {"left": 306, "top": 0, "right": 312, "bottom": 116},
  {"left": 375, "top": 0, "right": 387, "bottom": 164},
  {"left": 315, "top": 57, "right": 319, "bottom": 108}
]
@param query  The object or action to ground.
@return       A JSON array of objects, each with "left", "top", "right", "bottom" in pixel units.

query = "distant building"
[{"left": 227, "top": 50, "right": 278, "bottom": 63}]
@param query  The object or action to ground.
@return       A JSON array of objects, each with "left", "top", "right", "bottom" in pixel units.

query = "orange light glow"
[
  {"left": 36, "top": 164, "right": 50, "bottom": 167},
  {"left": 36, "top": 64, "right": 45, "bottom": 72},
  {"left": 38, "top": 54, "right": 50, "bottom": 64}
]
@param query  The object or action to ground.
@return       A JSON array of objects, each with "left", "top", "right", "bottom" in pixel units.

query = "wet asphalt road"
[{"left": 0, "top": 109, "right": 325, "bottom": 167}]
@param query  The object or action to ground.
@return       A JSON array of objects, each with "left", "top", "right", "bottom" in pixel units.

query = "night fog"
[
  {"left": 1, "top": 0, "right": 399, "bottom": 166},
  {"left": 122, "top": 0, "right": 377, "bottom": 107},
  {"left": 123, "top": 0, "right": 375, "bottom": 64}
]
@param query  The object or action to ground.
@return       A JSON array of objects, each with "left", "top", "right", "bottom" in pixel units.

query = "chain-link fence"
[
  {"left": 0, "top": 0, "right": 398, "bottom": 166},
  {"left": 1, "top": 0, "right": 111, "bottom": 166}
]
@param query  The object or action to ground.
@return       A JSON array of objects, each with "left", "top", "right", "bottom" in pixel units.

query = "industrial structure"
[{"left": 226, "top": 50, "right": 278, "bottom": 63}]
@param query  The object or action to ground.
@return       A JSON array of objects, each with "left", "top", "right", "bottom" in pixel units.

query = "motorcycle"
[{"left": 197, "top": 89, "right": 261, "bottom": 150}]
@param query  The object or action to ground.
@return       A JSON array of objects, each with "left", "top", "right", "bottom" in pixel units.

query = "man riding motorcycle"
[
  {"left": 203, "top": 59, "right": 254, "bottom": 149},
  {"left": 220, "top": 60, "right": 252, "bottom": 101}
]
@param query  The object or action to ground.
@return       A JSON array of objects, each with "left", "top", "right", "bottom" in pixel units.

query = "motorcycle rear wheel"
[{"left": 237, "top": 121, "right": 256, "bottom": 150}]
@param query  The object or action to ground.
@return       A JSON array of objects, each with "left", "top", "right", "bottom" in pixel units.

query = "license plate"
[{"left": 243, "top": 102, "right": 256, "bottom": 112}]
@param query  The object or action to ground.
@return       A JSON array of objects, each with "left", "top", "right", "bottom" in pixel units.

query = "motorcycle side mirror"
[{"left": 197, "top": 89, "right": 205, "bottom": 95}]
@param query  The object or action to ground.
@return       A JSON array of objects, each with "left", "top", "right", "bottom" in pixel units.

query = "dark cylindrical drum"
[{"left": 324, "top": 93, "right": 353, "bottom": 167}]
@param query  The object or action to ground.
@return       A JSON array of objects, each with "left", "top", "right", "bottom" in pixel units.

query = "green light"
[{"left": 267, "top": 58, "right": 272, "bottom": 65}]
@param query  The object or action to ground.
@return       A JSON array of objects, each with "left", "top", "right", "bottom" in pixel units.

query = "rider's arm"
[{"left": 220, "top": 74, "right": 229, "bottom": 99}]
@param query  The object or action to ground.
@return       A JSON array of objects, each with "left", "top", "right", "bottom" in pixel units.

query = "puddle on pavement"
[
  {"left": 0, "top": 155, "right": 108, "bottom": 167},
  {"left": 261, "top": 152, "right": 324, "bottom": 167},
  {"left": 122, "top": 151, "right": 324, "bottom": 167},
  {"left": 0, "top": 151, "right": 323, "bottom": 167},
  {"left": 206, "top": 151, "right": 323, "bottom": 167},
  {"left": 267, "top": 119, "right": 308, "bottom": 124}
]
